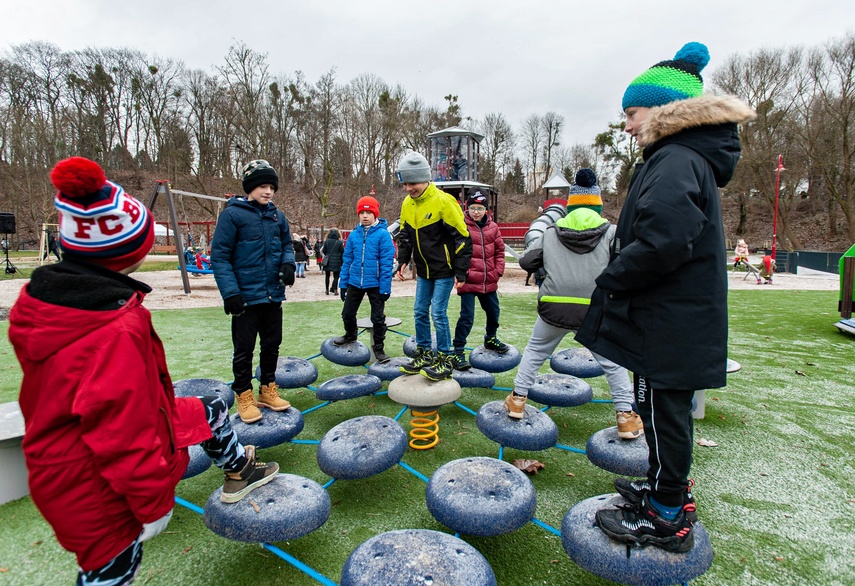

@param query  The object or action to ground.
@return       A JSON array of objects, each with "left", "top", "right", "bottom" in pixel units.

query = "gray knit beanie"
[{"left": 396, "top": 152, "right": 432, "bottom": 183}]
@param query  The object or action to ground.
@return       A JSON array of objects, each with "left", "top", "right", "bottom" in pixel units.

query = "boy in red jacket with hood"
[{"left": 8, "top": 157, "right": 279, "bottom": 585}]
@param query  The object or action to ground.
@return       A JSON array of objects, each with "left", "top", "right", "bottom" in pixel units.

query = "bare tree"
[
  {"left": 521, "top": 114, "right": 543, "bottom": 193},
  {"left": 478, "top": 112, "right": 514, "bottom": 186},
  {"left": 540, "top": 111, "right": 564, "bottom": 181}
]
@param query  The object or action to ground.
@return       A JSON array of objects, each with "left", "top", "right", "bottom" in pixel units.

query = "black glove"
[
  {"left": 279, "top": 263, "right": 296, "bottom": 287},
  {"left": 340, "top": 288, "right": 347, "bottom": 302},
  {"left": 378, "top": 293, "right": 390, "bottom": 302},
  {"left": 223, "top": 295, "right": 245, "bottom": 316},
  {"left": 455, "top": 272, "right": 468, "bottom": 283}
]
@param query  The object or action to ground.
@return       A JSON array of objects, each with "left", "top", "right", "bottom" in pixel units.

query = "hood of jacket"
[
  {"left": 640, "top": 95, "right": 756, "bottom": 187},
  {"left": 554, "top": 210, "right": 610, "bottom": 255}
]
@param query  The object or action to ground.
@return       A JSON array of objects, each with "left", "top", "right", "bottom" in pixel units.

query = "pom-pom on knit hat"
[
  {"left": 241, "top": 159, "right": 279, "bottom": 194},
  {"left": 50, "top": 157, "right": 154, "bottom": 271},
  {"left": 396, "top": 152, "right": 432, "bottom": 183},
  {"left": 622, "top": 42, "right": 710, "bottom": 111},
  {"left": 566, "top": 168, "right": 603, "bottom": 214}
]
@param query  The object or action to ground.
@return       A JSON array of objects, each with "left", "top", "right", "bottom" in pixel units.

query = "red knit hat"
[
  {"left": 356, "top": 195, "right": 380, "bottom": 218},
  {"left": 50, "top": 157, "right": 154, "bottom": 271}
]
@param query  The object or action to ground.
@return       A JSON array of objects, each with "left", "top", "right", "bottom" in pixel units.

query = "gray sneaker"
[{"left": 221, "top": 446, "right": 279, "bottom": 503}]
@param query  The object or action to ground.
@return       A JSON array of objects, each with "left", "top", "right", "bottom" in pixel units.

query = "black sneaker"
[
  {"left": 614, "top": 477, "right": 698, "bottom": 523},
  {"left": 484, "top": 336, "right": 509, "bottom": 354},
  {"left": 420, "top": 353, "right": 453, "bottom": 381},
  {"left": 448, "top": 352, "right": 471, "bottom": 371},
  {"left": 333, "top": 332, "right": 358, "bottom": 346},
  {"left": 221, "top": 446, "right": 280, "bottom": 503},
  {"left": 596, "top": 493, "right": 694, "bottom": 553},
  {"left": 373, "top": 347, "right": 390, "bottom": 364},
  {"left": 400, "top": 347, "right": 433, "bottom": 375}
]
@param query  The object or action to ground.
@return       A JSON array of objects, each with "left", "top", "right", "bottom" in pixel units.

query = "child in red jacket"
[
  {"left": 8, "top": 157, "right": 279, "bottom": 585},
  {"left": 450, "top": 190, "right": 508, "bottom": 370}
]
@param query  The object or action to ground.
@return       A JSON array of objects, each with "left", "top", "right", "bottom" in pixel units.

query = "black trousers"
[
  {"left": 634, "top": 375, "right": 695, "bottom": 507},
  {"left": 325, "top": 270, "right": 340, "bottom": 293},
  {"left": 453, "top": 291, "right": 500, "bottom": 352},
  {"left": 231, "top": 302, "right": 282, "bottom": 393},
  {"left": 342, "top": 286, "right": 386, "bottom": 348}
]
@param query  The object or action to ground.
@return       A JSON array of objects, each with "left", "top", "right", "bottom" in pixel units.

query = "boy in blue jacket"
[
  {"left": 211, "top": 160, "right": 296, "bottom": 423},
  {"left": 333, "top": 194, "right": 396, "bottom": 363}
]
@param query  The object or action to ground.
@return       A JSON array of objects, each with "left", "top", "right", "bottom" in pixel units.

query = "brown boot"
[
  {"left": 257, "top": 382, "right": 291, "bottom": 411},
  {"left": 235, "top": 389, "right": 262, "bottom": 423},
  {"left": 504, "top": 391, "right": 527, "bottom": 420},
  {"left": 221, "top": 446, "right": 279, "bottom": 503}
]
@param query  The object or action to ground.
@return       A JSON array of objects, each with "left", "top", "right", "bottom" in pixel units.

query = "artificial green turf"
[{"left": 0, "top": 291, "right": 853, "bottom": 585}]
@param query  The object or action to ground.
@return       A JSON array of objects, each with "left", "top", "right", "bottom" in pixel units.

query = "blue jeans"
[
  {"left": 414, "top": 276, "right": 455, "bottom": 353},
  {"left": 453, "top": 291, "right": 500, "bottom": 352},
  {"left": 296, "top": 262, "right": 306, "bottom": 277}
]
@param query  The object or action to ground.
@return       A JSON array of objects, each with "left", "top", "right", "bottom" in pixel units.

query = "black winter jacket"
[{"left": 576, "top": 95, "right": 755, "bottom": 390}]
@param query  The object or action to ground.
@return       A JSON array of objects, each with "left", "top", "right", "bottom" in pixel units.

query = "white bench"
[{"left": 0, "top": 401, "right": 28, "bottom": 505}]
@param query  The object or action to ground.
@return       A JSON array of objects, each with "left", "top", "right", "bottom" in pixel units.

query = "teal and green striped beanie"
[{"left": 622, "top": 42, "right": 710, "bottom": 111}]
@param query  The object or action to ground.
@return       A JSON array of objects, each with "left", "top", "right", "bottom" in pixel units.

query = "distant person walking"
[
  {"left": 321, "top": 228, "right": 344, "bottom": 295},
  {"left": 43, "top": 230, "right": 61, "bottom": 261}
]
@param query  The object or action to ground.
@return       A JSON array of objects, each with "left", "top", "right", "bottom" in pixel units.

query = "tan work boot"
[
  {"left": 221, "top": 445, "right": 279, "bottom": 503},
  {"left": 504, "top": 392, "right": 527, "bottom": 420},
  {"left": 257, "top": 382, "right": 291, "bottom": 411},
  {"left": 235, "top": 389, "right": 262, "bottom": 423},
  {"left": 616, "top": 410, "right": 644, "bottom": 439}
]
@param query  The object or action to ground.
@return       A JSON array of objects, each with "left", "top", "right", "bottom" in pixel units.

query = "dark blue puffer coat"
[
  {"left": 211, "top": 197, "right": 295, "bottom": 305},
  {"left": 339, "top": 219, "right": 395, "bottom": 294}
]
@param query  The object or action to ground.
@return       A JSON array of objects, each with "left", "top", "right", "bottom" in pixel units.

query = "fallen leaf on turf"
[
  {"left": 775, "top": 557, "right": 784, "bottom": 561},
  {"left": 566, "top": 472, "right": 576, "bottom": 477},
  {"left": 513, "top": 459, "right": 545, "bottom": 474},
  {"left": 696, "top": 438, "right": 719, "bottom": 447},
  {"left": 795, "top": 370, "right": 806, "bottom": 376},
  {"left": 181, "top": 546, "right": 192, "bottom": 554},
  {"left": 248, "top": 499, "right": 260, "bottom": 513},
  {"left": 806, "top": 362, "right": 816, "bottom": 366},
  {"left": 0, "top": 568, "right": 8, "bottom": 573}
]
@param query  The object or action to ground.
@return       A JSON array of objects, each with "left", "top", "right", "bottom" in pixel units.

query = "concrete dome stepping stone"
[
  {"left": 402, "top": 333, "right": 437, "bottom": 357},
  {"left": 181, "top": 444, "right": 212, "bottom": 480},
  {"left": 317, "top": 416, "right": 407, "bottom": 480},
  {"left": 468, "top": 345, "right": 521, "bottom": 373},
  {"left": 340, "top": 529, "right": 496, "bottom": 586},
  {"left": 254, "top": 356, "right": 318, "bottom": 389},
  {"left": 451, "top": 367, "right": 495, "bottom": 389},
  {"left": 321, "top": 338, "right": 371, "bottom": 367},
  {"left": 387, "top": 374, "right": 461, "bottom": 409},
  {"left": 550, "top": 348, "right": 604, "bottom": 378},
  {"left": 426, "top": 457, "right": 536, "bottom": 536},
  {"left": 231, "top": 407, "right": 304, "bottom": 449},
  {"left": 561, "top": 494, "right": 713, "bottom": 586},
  {"left": 316, "top": 374, "right": 383, "bottom": 401},
  {"left": 367, "top": 357, "right": 409, "bottom": 381},
  {"left": 527, "top": 373, "right": 593, "bottom": 407},
  {"left": 476, "top": 401, "right": 558, "bottom": 451},
  {"left": 586, "top": 427, "right": 648, "bottom": 477},
  {"left": 173, "top": 378, "right": 234, "bottom": 408},
  {"left": 203, "top": 474, "right": 330, "bottom": 543}
]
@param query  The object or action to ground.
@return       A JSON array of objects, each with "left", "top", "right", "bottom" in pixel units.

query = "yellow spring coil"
[{"left": 409, "top": 409, "right": 440, "bottom": 450}]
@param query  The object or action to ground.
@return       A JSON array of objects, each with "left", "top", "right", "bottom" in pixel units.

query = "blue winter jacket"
[
  {"left": 339, "top": 218, "right": 395, "bottom": 295},
  {"left": 211, "top": 197, "right": 295, "bottom": 305}
]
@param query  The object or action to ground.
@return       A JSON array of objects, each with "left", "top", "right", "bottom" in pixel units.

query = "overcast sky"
[{"left": 2, "top": 0, "right": 853, "bottom": 148}]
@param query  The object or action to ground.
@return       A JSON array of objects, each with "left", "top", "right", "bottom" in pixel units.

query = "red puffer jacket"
[
  {"left": 8, "top": 288, "right": 211, "bottom": 571},
  {"left": 457, "top": 212, "right": 505, "bottom": 294}
]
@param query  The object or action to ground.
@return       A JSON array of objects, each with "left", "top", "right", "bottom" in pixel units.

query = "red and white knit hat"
[{"left": 50, "top": 157, "right": 154, "bottom": 271}]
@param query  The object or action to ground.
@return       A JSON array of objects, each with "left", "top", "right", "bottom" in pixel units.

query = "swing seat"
[{"left": 182, "top": 265, "right": 214, "bottom": 275}]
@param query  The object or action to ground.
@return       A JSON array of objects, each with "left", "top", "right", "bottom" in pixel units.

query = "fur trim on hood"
[{"left": 639, "top": 94, "right": 756, "bottom": 146}]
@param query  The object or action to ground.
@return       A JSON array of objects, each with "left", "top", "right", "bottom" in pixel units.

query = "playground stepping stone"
[
  {"left": 367, "top": 357, "right": 409, "bottom": 381},
  {"left": 317, "top": 416, "right": 407, "bottom": 480},
  {"left": 451, "top": 367, "right": 495, "bottom": 389},
  {"left": 476, "top": 400, "right": 558, "bottom": 451},
  {"left": 402, "top": 333, "right": 437, "bottom": 357},
  {"left": 254, "top": 356, "right": 318, "bottom": 389},
  {"left": 203, "top": 473, "right": 330, "bottom": 543},
  {"left": 231, "top": 407, "right": 304, "bottom": 450},
  {"left": 321, "top": 338, "right": 371, "bottom": 367},
  {"left": 550, "top": 348, "right": 604, "bottom": 378},
  {"left": 527, "top": 373, "right": 593, "bottom": 407},
  {"left": 426, "top": 457, "right": 536, "bottom": 536},
  {"left": 561, "top": 494, "right": 713, "bottom": 586},
  {"left": 181, "top": 444, "right": 212, "bottom": 480},
  {"left": 173, "top": 378, "right": 234, "bottom": 408},
  {"left": 586, "top": 426, "right": 648, "bottom": 477},
  {"left": 340, "top": 529, "right": 496, "bottom": 586},
  {"left": 468, "top": 345, "right": 522, "bottom": 373},
  {"left": 316, "top": 374, "right": 383, "bottom": 401},
  {"left": 387, "top": 375, "right": 461, "bottom": 409}
]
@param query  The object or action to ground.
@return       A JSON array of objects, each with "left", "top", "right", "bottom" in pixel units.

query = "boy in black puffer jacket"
[{"left": 211, "top": 159, "right": 296, "bottom": 424}]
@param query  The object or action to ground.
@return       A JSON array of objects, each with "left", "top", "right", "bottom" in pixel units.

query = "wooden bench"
[
  {"left": 0, "top": 401, "right": 28, "bottom": 505},
  {"left": 152, "top": 245, "right": 178, "bottom": 254}
]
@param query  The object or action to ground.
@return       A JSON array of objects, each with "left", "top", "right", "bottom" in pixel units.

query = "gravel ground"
[{"left": 0, "top": 257, "right": 840, "bottom": 314}]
